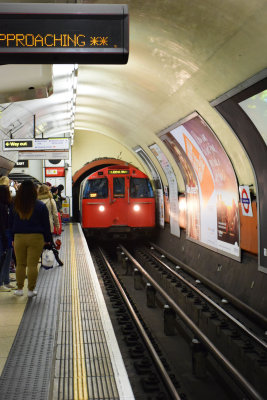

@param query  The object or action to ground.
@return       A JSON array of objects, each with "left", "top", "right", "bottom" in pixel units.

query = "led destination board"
[
  {"left": 108, "top": 170, "right": 129, "bottom": 174},
  {"left": 0, "top": 3, "right": 129, "bottom": 64}
]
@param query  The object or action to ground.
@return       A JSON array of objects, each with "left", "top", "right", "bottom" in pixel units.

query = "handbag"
[
  {"left": 41, "top": 248, "right": 55, "bottom": 270},
  {"left": 53, "top": 212, "right": 62, "bottom": 235}
]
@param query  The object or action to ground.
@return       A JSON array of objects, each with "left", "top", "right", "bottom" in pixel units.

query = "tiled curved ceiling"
[{"left": 0, "top": 0, "right": 266, "bottom": 181}]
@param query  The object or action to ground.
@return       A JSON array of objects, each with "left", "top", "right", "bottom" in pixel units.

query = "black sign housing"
[
  {"left": 14, "top": 160, "right": 29, "bottom": 168},
  {"left": 0, "top": 3, "right": 129, "bottom": 64}
]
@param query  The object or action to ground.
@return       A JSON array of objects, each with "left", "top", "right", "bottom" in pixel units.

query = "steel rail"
[
  {"left": 121, "top": 245, "right": 264, "bottom": 400},
  {"left": 98, "top": 247, "right": 182, "bottom": 400},
  {"left": 149, "top": 250, "right": 267, "bottom": 349},
  {"left": 150, "top": 242, "right": 267, "bottom": 330}
]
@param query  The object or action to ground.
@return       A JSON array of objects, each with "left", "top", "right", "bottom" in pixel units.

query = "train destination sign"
[
  {"left": 0, "top": 3, "right": 129, "bottom": 64},
  {"left": 108, "top": 169, "right": 130, "bottom": 174}
]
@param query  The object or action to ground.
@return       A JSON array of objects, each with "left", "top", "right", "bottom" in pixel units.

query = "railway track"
[
  {"left": 90, "top": 244, "right": 187, "bottom": 400},
  {"left": 89, "top": 240, "right": 266, "bottom": 399}
]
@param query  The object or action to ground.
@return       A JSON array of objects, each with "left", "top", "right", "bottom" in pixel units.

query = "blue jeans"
[{"left": 0, "top": 231, "right": 13, "bottom": 286}]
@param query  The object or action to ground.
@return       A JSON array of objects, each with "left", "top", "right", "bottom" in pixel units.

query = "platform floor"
[{"left": 0, "top": 223, "right": 134, "bottom": 400}]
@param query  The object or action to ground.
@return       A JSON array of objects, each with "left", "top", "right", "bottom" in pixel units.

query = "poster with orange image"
[
  {"left": 163, "top": 134, "right": 200, "bottom": 241},
  {"left": 165, "top": 114, "right": 240, "bottom": 260}
]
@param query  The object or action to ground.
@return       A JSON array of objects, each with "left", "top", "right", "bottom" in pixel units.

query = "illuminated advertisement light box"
[{"left": 0, "top": 3, "right": 129, "bottom": 64}]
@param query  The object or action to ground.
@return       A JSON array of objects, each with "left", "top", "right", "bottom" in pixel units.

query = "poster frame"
[
  {"left": 134, "top": 146, "right": 165, "bottom": 228},
  {"left": 148, "top": 143, "right": 180, "bottom": 237},
  {"left": 158, "top": 111, "right": 241, "bottom": 262}
]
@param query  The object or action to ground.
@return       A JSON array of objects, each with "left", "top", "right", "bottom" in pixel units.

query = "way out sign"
[{"left": 239, "top": 185, "right": 253, "bottom": 217}]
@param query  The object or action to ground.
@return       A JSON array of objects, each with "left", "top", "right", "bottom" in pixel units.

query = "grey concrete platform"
[{"left": 0, "top": 223, "right": 133, "bottom": 400}]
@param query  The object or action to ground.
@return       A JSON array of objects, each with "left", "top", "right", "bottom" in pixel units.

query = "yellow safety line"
[{"left": 70, "top": 224, "right": 88, "bottom": 400}]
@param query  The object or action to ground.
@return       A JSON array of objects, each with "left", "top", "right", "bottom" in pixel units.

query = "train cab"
[{"left": 80, "top": 165, "right": 155, "bottom": 237}]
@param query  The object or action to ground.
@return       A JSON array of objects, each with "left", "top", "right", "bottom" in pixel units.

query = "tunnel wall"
[
  {"left": 215, "top": 77, "right": 267, "bottom": 273},
  {"left": 72, "top": 130, "right": 144, "bottom": 176}
]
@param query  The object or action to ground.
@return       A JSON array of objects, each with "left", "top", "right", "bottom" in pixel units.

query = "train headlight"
[
  {"left": 99, "top": 205, "right": 105, "bottom": 212},
  {"left": 133, "top": 204, "right": 140, "bottom": 212}
]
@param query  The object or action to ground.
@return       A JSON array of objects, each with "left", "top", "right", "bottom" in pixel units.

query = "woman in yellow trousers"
[{"left": 12, "top": 180, "right": 51, "bottom": 298}]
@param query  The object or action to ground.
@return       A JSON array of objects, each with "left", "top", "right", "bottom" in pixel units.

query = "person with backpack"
[{"left": 38, "top": 184, "right": 63, "bottom": 267}]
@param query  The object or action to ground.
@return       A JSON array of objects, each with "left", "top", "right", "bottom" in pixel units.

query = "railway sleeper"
[
  {"left": 131, "top": 251, "right": 267, "bottom": 398},
  {"left": 93, "top": 248, "right": 187, "bottom": 400}
]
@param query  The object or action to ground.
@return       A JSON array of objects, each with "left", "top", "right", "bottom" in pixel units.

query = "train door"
[{"left": 110, "top": 175, "right": 129, "bottom": 226}]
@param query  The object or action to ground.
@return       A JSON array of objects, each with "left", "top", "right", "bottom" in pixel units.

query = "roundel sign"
[{"left": 239, "top": 185, "right": 253, "bottom": 217}]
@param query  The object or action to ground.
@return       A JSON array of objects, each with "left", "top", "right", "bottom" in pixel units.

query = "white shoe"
[
  {"left": 14, "top": 289, "right": 23, "bottom": 296},
  {"left": 0, "top": 285, "right": 11, "bottom": 292},
  {"left": 28, "top": 290, "right": 37, "bottom": 298}
]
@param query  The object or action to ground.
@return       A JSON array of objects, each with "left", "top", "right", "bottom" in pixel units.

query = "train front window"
[
  {"left": 83, "top": 178, "right": 108, "bottom": 199},
  {"left": 130, "top": 178, "right": 154, "bottom": 198},
  {"left": 113, "top": 177, "right": 125, "bottom": 198}
]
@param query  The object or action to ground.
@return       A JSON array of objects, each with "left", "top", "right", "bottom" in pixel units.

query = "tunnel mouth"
[{"left": 72, "top": 158, "right": 134, "bottom": 222}]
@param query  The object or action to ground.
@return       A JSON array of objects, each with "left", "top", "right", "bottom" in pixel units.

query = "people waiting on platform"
[
  {"left": 0, "top": 176, "right": 10, "bottom": 186},
  {"left": 38, "top": 184, "right": 63, "bottom": 267},
  {"left": 0, "top": 176, "right": 19, "bottom": 198},
  {"left": 12, "top": 180, "right": 51, "bottom": 298},
  {"left": 0, "top": 185, "right": 15, "bottom": 292},
  {"left": 51, "top": 186, "right": 61, "bottom": 213},
  {"left": 57, "top": 184, "right": 65, "bottom": 213}
]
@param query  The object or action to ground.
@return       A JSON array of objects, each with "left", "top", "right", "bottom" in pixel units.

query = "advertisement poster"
[
  {"left": 149, "top": 143, "right": 180, "bottom": 237},
  {"left": 135, "top": 146, "right": 164, "bottom": 227},
  {"left": 162, "top": 134, "right": 200, "bottom": 240},
  {"left": 155, "top": 189, "right": 165, "bottom": 228},
  {"left": 161, "top": 114, "right": 240, "bottom": 260}
]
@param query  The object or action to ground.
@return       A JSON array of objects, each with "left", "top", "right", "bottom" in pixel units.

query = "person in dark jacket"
[
  {"left": 0, "top": 185, "right": 15, "bottom": 292},
  {"left": 51, "top": 186, "right": 61, "bottom": 213},
  {"left": 12, "top": 180, "right": 51, "bottom": 298},
  {"left": 57, "top": 184, "right": 65, "bottom": 213}
]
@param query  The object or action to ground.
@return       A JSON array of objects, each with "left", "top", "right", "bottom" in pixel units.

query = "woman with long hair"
[
  {"left": 12, "top": 180, "right": 51, "bottom": 297},
  {"left": 0, "top": 184, "right": 14, "bottom": 292},
  {"left": 38, "top": 184, "right": 63, "bottom": 266}
]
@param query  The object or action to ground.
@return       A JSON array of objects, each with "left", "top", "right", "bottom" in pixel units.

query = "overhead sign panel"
[
  {"left": 18, "top": 151, "right": 69, "bottom": 160},
  {"left": 4, "top": 139, "right": 33, "bottom": 150},
  {"left": 3, "top": 138, "right": 69, "bottom": 151},
  {"left": 0, "top": 3, "right": 129, "bottom": 64}
]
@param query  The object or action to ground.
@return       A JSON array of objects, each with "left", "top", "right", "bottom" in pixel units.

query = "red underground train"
[{"left": 80, "top": 165, "right": 156, "bottom": 238}]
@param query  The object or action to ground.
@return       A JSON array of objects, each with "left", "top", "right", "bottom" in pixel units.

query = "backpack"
[{"left": 41, "top": 248, "right": 55, "bottom": 270}]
